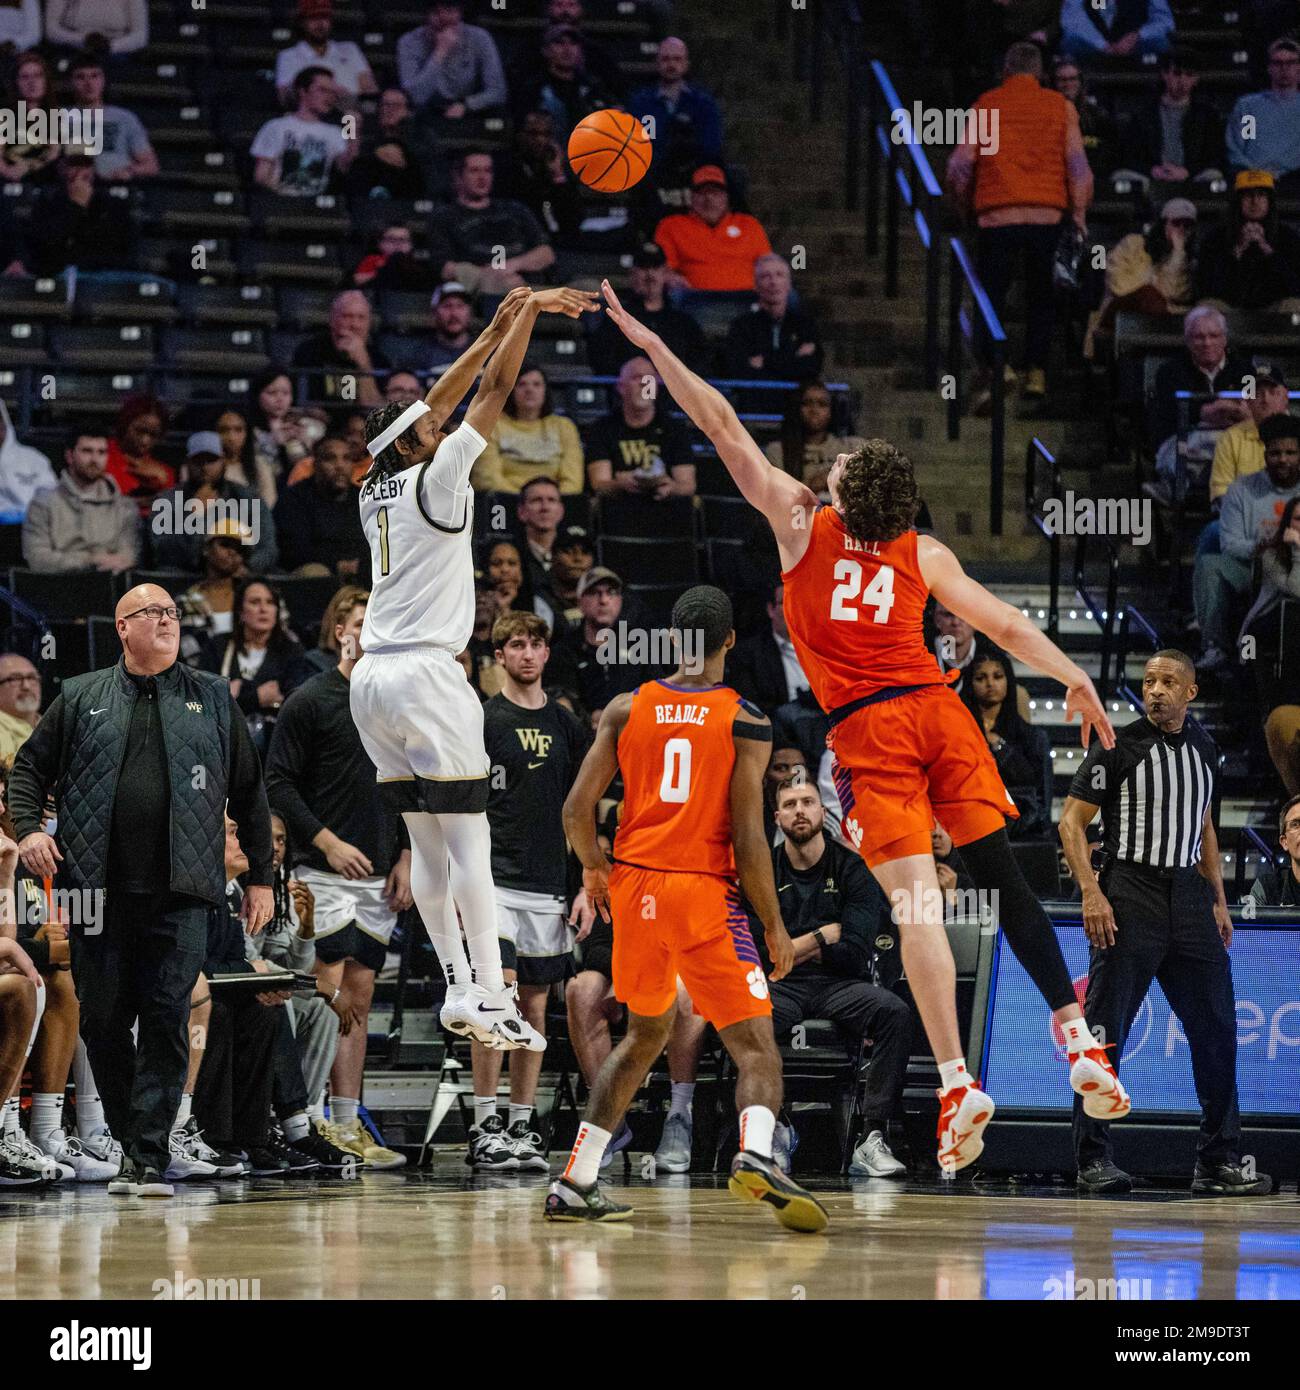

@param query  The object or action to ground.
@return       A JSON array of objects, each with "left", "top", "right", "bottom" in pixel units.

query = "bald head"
[
  {"left": 658, "top": 36, "right": 689, "bottom": 82},
  {"left": 116, "top": 584, "right": 180, "bottom": 675}
]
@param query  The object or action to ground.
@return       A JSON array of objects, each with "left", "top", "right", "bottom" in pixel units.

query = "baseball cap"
[
  {"left": 432, "top": 280, "right": 471, "bottom": 308},
  {"left": 1235, "top": 169, "right": 1275, "bottom": 193},
  {"left": 186, "top": 430, "right": 223, "bottom": 460},
  {"left": 208, "top": 519, "right": 251, "bottom": 545},
  {"left": 577, "top": 566, "right": 622, "bottom": 597},
  {"left": 691, "top": 165, "right": 727, "bottom": 190},
  {"left": 297, "top": 0, "right": 332, "bottom": 17},
  {"left": 1252, "top": 359, "right": 1288, "bottom": 390},
  {"left": 556, "top": 524, "right": 594, "bottom": 552},
  {"left": 1268, "top": 37, "right": 1300, "bottom": 59},
  {"left": 632, "top": 241, "right": 667, "bottom": 269},
  {"left": 1159, "top": 197, "right": 1198, "bottom": 222}
]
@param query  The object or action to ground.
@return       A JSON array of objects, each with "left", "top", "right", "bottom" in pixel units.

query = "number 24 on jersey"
[{"left": 830, "top": 559, "right": 895, "bottom": 623}]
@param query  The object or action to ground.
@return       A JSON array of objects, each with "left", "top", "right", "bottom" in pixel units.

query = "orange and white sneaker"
[
  {"left": 1069, "top": 1047, "right": 1131, "bottom": 1120},
  {"left": 936, "top": 1084, "right": 995, "bottom": 1173}
]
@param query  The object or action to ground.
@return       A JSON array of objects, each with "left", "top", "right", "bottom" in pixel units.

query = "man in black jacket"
[
  {"left": 749, "top": 777, "right": 912, "bottom": 1177},
  {"left": 723, "top": 255, "right": 823, "bottom": 382},
  {"left": 1249, "top": 795, "right": 1300, "bottom": 907},
  {"left": 8, "top": 582, "right": 273, "bottom": 1196},
  {"left": 20, "top": 151, "right": 135, "bottom": 278},
  {"left": 725, "top": 580, "right": 809, "bottom": 719},
  {"left": 1119, "top": 50, "right": 1226, "bottom": 188},
  {"left": 272, "top": 434, "right": 368, "bottom": 578},
  {"left": 587, "top": 243, "right": 708, "bottom": 376}
]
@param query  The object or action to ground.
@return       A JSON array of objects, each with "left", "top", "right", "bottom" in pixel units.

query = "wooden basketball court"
[{"left": 4, "top": 1161, "right": 1298, "bottom": 1301}]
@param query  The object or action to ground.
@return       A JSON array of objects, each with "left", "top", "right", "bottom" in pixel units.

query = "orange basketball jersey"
[
  {"left": 613, "top": 680, "right": 745, "bottom": 878},
  {"left": 781, "top": 509, "right": 952, "bottom": 713}
]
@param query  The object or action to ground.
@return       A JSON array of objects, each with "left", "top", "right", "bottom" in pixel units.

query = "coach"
[
  {"left": 1058, "top": 649, "right": 1269, "bottom": 1197},
  {"left": 7, "top": 583, "right": 273, "bottom": 1194}
]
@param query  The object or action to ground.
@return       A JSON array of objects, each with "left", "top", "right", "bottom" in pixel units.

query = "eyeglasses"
[
  {"left": 1285, "top": 818, "right": 1300, "bottom": 834},
  {"left": 123, "top": 605, "right": 180, "bottom": 622},
  {"left": 0, "top": 673, "right": 39, "bottom": 686}
]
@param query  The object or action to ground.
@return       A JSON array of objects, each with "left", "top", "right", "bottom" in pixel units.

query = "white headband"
[{"left": 367, "top": 400, "right": 430, "bottom": 459}]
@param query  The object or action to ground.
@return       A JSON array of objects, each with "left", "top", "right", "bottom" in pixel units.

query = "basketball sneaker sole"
[
  {"left": 1069, "top": 1053, "right": 1132, "bottom": 1120},
  {"left": 937, "top": 1089, "right": 995, "bottom": 1173},
  {"left": 728, "top": 1163, "right": 829, "bottom": 1234}
]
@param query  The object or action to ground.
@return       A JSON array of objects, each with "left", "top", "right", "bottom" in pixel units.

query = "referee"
[{"left": 1059, "top": 649, "right": 1270, "bottom": 1197}]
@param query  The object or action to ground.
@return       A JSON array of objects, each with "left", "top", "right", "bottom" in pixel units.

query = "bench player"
[
  {"left": 599, "top": 282, "right": 1130, "bottom": 1173},
  {"left": 351, "top": 284, "right": 596, "bottom": 1050},
  {"left": 548, "top": 585, "right": 828, "bottom": 1231}
]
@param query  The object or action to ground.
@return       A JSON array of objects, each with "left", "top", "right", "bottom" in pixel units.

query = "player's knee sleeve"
[{"left": 956, "top": 828, "right": 1076, "bottom": 1012}]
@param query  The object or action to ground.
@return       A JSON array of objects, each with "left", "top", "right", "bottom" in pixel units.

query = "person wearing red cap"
[
  {"left": 653, "top": 166, "right": 773, "bottom": 292},
  {"left": 276, "top": 0, "right": 377, "bottom": 111}
]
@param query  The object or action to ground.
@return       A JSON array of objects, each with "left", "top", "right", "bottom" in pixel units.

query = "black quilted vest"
[{"left": 56, "top": 659, "right": 232, "bottom": 904}]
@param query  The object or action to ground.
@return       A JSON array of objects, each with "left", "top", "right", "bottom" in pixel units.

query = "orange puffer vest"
[{"left": 973, "top": 74, "right": 1070, "bottom": 215}]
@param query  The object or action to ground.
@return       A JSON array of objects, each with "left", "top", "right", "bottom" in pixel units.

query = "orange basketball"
[{"left": 567, "top": 108, "right": 652, "bottom": 193}]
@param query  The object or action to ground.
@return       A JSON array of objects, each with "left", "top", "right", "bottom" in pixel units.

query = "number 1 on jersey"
[
  {"left": 377, "top": 505, "right": 391, "bottom": 577},
  {"left": 659, "top": 737, "right": 692, "bottom": 802},
  {"left": 830, "top": 559, "right": 895, "bottom": 624}
]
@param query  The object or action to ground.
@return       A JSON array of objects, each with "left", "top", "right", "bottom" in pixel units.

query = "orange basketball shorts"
[
  {"left": 828, "top": 683, "right": 1018, "bottom": 867},
  {"left": 608, "top": 864, "right": 772, "bottom": 1031}
]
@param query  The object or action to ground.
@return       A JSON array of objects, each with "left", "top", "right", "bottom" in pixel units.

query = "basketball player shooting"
[
  {"left": 600, "top": 281, "right": 1132, "bottom": 1172},
  {"left": 351, "top": 284, "right": 598, "bottom": 1051}
]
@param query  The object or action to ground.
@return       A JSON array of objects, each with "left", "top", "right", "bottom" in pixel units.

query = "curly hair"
[
  {"left": 363, "top": 401, "right": 426, "bottom": 477},
  {"left": 835, "top": 438, "right": 920, "bottom": 543}
]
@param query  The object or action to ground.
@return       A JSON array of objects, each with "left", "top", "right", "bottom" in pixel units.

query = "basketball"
[{"left": 567, "top": 108, "right": 653, "bottom": 193}]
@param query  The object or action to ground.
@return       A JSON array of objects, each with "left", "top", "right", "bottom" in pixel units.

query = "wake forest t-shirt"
[
  {"left": 483, "top": 692, "right": 589, "bottom": 895},
  {"left": 582, "top": 409, "right": 692, "bottom": 478}
]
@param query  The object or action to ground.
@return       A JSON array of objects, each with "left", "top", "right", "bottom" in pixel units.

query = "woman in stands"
[
  {"left": 214, "top": 406, "right": 279, "bottom": 510},
  {"left": 960, "top": 648, "right": 1055, "bottom": 841},
  {"left": 0, "top": 53, "right": 60, "bottom": 184},
  {"left": 763, "top": 380, "right": 865, "bottom": 497},
  {"left": 470, "top": 363, "right": 585, "bottom": 494},
  {"left": 251, "top": 367, "right": 314, "bottom": 483},
  {"left": 1240, "top": 494, "right": 1300, "bottom": 713},
  {"left": 104, "top": 394, "right": 175, "bottom": 514}
]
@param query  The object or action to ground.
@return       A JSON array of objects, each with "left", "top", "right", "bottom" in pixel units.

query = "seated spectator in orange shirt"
[
  {"left": 105, "top": 394, "right": 176, "bottom": 515},
  {"left": 654, "top": 165, "right": 772, "bottom": 292}
]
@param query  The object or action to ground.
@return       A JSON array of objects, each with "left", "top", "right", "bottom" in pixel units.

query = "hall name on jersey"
[
  {"left": 655, "top": 703, "right": 709, "bottom": 726},
  {"left": 362, "top": 474, "right": 408, "bottom": 502},
  {"left": 842, "top": 536, "right": 883, "bottom": 555}
]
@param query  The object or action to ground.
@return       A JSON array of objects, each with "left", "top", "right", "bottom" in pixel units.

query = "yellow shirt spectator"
[
  {"left": 1209, "top": 418, "right": 1265, "bottom": 503},
  {"left": 467, "top": 366, "right": 585, "bottom": 494}
]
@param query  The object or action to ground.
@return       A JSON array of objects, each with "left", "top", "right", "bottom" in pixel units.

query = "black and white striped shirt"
[{"left": 1069, "top": 716, "right": 1218, "bottom": 870}]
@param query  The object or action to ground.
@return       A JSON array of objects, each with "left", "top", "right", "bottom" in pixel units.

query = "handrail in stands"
[{"left": 1024, "top": 437, "right": 1062, "bottom": 640}]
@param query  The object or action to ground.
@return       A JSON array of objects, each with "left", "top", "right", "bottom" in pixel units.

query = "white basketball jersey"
[{"left": 358, "top": 422, "right": 486, "bottom": 653}]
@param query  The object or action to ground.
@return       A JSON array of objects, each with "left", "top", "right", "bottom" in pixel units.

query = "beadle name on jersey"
[
  {"left": 654, "top": 703, "right": 710, "bottom": 725},
  {"left": 362, "top": 473, "right": 408, "bottom": 501}
]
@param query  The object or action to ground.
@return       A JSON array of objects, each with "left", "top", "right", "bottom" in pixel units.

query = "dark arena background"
[{"left": 0, "top": 0, "right": 1297, "bottom": 1352}]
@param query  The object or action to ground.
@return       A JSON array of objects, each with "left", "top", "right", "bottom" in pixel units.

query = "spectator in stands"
[
  {"left": 511, "top": 22, "right": 615, "bottom": 130},
  {"left": 1250, "top": 795, "right": 1300, "bottom": 903},
  {"left": 291, "top": 582, "right": 367, "bottom": 688},
  {"left": 252, "top": 66, "right": 355, "bottom": 198},
  {"left": 22, "top": 430, "right": 138, "bottom": 573},
  {"left": 396, "top": 0, "right": 507, "bottom": 123},
  {"left": 1148, "top": 306, "right": 1252, "bottom": 459},
  {"left": 67, "top": 53, "right": 157, "bottom": 182},
  {"left": 1225, "top": 38, "right": 1300, "bottom": 192},
  {"left": 960, "top": 648, "right": 1054, "bottom": 840},
  {"left": 275, "top": 0, "right": 376, "bottom": 110},
  {"left": 291, "top": 290, "right": 388, "bottom": 410},
  {"left": 1059, "top": 0, "right": 1174, "bottom": 63},
  {"left": 211, "top": 406, "right": 278, "bottom": 511},
  {"left": 0, "top": 53, "right": 60, "bottom": 183},
  {"left": 384, "top": 370, "right": 424, "bottom": 406},
  {"left": 1209, "top": 360, "right": 1290, "bottom": 506},
  {"left": 655, "top": 165, "right": 773, "bottom": 292},
  {"left": 350, "top": 222, "right": 437, "bottom": 294},
  {"left": 198, "top": 577, "right": 306, "bottom": 727},
  {"left": 751, "top": 777, "right": 910, "bottom": 1177},
  {"left": 471, "top": 366, "right": 584, "bottom": 495},
  {"left": 1051, "top": 58, "right": 1120, "bottom": 181},
  {"left": 588, "top": 243, "right": 707, "bottom": 376},
  {"left": 178, "top": 524, "right": 250, "bottom": 665},
  {"left": 956, "top": 1, "right": 1060, "bottom": 101},
  {"left": 508, "top": 0, "right": 622, "bottom": 99},
  {"left": 428, "top": 150, "right": 556, "bottom": 295},
  {"left": 929, "top": 600, "right": 1036, "bottom": 719},
  {"left": 945, "top": 41, "right": 1092, "bottom": 409},
  {"left": 548, "top": 567, "right": 658, "bottom": 712},
  {"left": 1195, "top": 413, "right": 1300, "bottom": 670},
  {"left": 460, "top": 573, "right": 505, "bottom": 698},
  {"left": 426, "top": 280, "right": 476, "bottom": 375},
  {"left": 1195, "top": 170, "right": 1300, "bottom": 312},
  {"left": 932, "top": 820, "right": 978, "bottom": 915},
  {"left": 0, "top": 654, "right": 40, "bottom": 761},
  {"left": 0, "top": 2, "right": 40, "bottom": 55},
  {"left": 1242, "top": 1, "right": 1300, "bottom": 85},
  {"left": 726, "top": 580, "right": 810, "bottom": 719},
  {"left": 0, "top": 398, "right": 53, "bottom": 521},
  {"left": 507, "top": 475, "right": 566, "bottom": 602},
  {"left": 1240, "top": 491, "right": 1300, "bottom": 706},
  {"left": 46, "top": 0, "right": 147, "bottom": 54},
  {"left": 759, "top": 745, "right": 807, "bottom": 845},
  {"left": 150, "top": 432, "right": 277, "bottom": 575},
  {"left": 19, "top": 149, "right": 134, "bottom": 277},
  {"left": 763, "top": 381, "right": 866, "bottom": 496},
  {"left": 482, "top": 538, "right": 541, "bottom": 621},
  {"left": 585, "top": 355, "right": 695, "bottom": 500},
  {"left": 537, "top": 523, "right": 594, "bottom": 633},
  {"left": 499, "top": 110, "right": 583, "bottom": 249},
  {"left": 103, "top": 393, "right": 173, "bottom": 510},
  {"left": 723, "top": 254, "right": 823, "bottom": 382},
  {"left": 346, "top": 87, "right": 439, "bottom": 201},
  {"left": 629, "top": 37, "right": 724, "bottom": 182},
  {"left": 273, "top": 433, "right": 368, "bottom": 578},
  {"left": 1117, "top": 49, "right": 1226, "bottom": 190}
]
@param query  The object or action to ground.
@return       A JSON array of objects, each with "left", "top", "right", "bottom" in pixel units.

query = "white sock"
[
  {"left": 72, "top": 1039, "right": 106, "bottom": 1137},
  {"left": 174, "top": 1092, "right": 193, "bottom": 1130},
  {"left": 306, "top": 1088, "right": 327, "bottom": 1123},
  {"left": 331, "top": 1096, "right": 359, "bottom": 1127},
  {"left": 403, "top": 812, "right": 472, "bottom": 985},
  {"left": 30, "top": 1093, "right": 63, "bottom": 1145},
  {"left": 1061, "top": 1017, "right": 1101, "bottom": 1054},
  {"left": 508, "top": 1103, "right": 532, "bottom": 1129},
  {"left": 938, "top": 1057, "right": 973, "bottom": 1092},
  {"left": 2, "top": 1095, "right": 19, "bottom": 1136},
  {"left": 669, "top": 1082, "right": 694, "bottom": 1121},
  {"left": 282, "top": 1112, "right": 310, "bottom": 1142},
  {"left": 473, "top": 1095, "right": 497, "bottom": 1128},
  {"left": 739, "top": 1105, "right": 775, "bottom": 1158},
  {"left": 563, "top": 1120, "right": 611, "bottom": 1188},
  {"left": 436, "top": 812, "right": 505, "bottom": 990}
]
